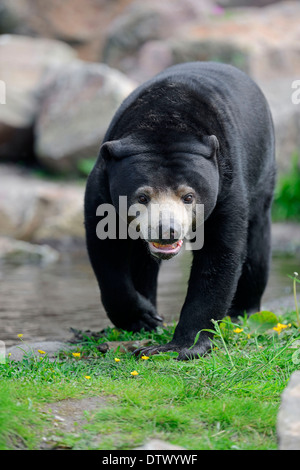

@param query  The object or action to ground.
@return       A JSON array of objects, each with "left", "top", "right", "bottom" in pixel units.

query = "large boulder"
[
  {"left": 0, "top": 34, "right": 77, "bottom": 161},
  {"left": 0, "top": 236, "right": 59, "bottom": 265},
  {"left": 34, "top": 61, "right": 136, "bottom": 173},
  {"left": 0, "top": 164, "right": 85, "bottom": 244},
  {"left": 219, "top": 0, "right": 282, "bottom": 6},
  {"left": 103, "top": 1, "right": 300, "bottom": 84},
  {"left": 105, "top": 0, "right": 300, "bottom": 171},
  {"left": 0, "top": 0, "right": 137, "bottom": 61},
  {"left": 171, "top": 1, "right": 300, "bottom": 81},
  {"left": 277, "top": 371, "right": 300, "bottom": 450},
  {"left": 102, "top": 0, "right": 217, "bottom": 80}
]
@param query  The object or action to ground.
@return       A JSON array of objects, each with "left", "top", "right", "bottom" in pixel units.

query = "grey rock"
[
  {"left": 277, "top": 371, "right": 300, "bottom": 450},
  {"left": 102, "top": 1, "right": 300, "bottom": 177},
  {"left": 103, "top": 1, "right": 300, "bottom": 85},
  {"left": 7, "top": 340, "right": 74, "bottom": 362},
  {"left": 0, "top": 35, "right": 76, "bottom": 127},
  {"left": 0, "top": 34, "right": 77, "bottom": 161},
  {"left": 170, "top": 37, "right": 250, "bottom": 75},
  {"left": 219, "top": 0, "right": 282, "bottom": 7},
  {"left": 102, "top": 0, "right": 215, "bottom": 78},
  {"left": 170, "top": 9, "right": 300, "bottom": 174},
  {"left": 135, "top": 40, "right": 174, "bottom": 82},
  {"left": 0, "top": 236, "right": 59, "bottom": 265},
  {"left": 0, "top": 0, "right": 135, "bottom": 62},
  {"left": 102, "top": 4, "right": 164, "bottom": 70},
  {"left": 0, "top": 2, "right": 22, "bottom": 34},
  {"left": 174, "top": 1, "right": 300, "bottom": 81},
  {"left": 0, "top": 164, "right": 85, "bottom": 243},
  {"left": 35, "top": 61, "right": 136, "bottom": 173}
]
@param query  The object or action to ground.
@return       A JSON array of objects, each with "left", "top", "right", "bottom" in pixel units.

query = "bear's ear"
[
  {"left": 100, "top": 140, "right": 125, "bottom": 161},
  {"left": 100, "top": 136, "right": 144, "bottom": 161},
  {"left": 203, "top": 135, "right": 219, "bottom": 158}
]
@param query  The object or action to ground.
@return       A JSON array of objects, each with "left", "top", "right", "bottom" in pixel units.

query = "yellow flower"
[
  {"left": 273, "top": 323, "right": 291, "bottom": 334},
  {"left": 130, "top": 370, "right": 139, "bottom": 376},
  {"left": 17, "top": 334, "right": 23, "bottom": 338},
  {"left": 233, "top": 328, "right": 243, "bottom": 333},
  {"left": 8, "top": 353, "right": 11, "bottom": 357},
  {"left": 85, "top": 376, "right": 91, "bottom": 380},
  {"left": 38, "top": 350, "right": 46, "bottom": 354},
  {"left": 141, "top": 355, "right": 149, "bottom": 360},
  {"left": 72, "top": 352, "right": 81, "bottom": 358},
  {"left": 114, "top": 358, "right": 120, "bottom": 362}
]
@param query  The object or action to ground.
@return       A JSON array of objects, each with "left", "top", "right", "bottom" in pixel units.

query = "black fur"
[{"left": 84, "top": 62, "right": 276, "bottom": 360}]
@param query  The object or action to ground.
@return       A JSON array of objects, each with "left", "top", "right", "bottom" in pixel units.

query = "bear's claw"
[{"left": 133, "top": 338, "right": 212, "bottom": 361}]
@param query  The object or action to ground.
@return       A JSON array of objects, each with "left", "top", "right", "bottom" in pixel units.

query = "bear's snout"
[{"left": 155, "top": 219, "right": 182, "bottom": 244}]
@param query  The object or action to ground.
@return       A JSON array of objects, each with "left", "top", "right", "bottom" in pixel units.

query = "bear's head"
[{"left": 101, "top": 132, "right": 219, "bottom": 259}]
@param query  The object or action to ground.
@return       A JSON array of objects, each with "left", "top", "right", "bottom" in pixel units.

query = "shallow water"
[{"left": 0, "top": 249, "right": 299, "bottom": 347}]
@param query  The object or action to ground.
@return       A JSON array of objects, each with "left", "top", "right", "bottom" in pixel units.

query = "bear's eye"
[
  {"left": 137, "top": 194, "right": 149, "bottom": 204},
  {"left": 182, "top": 193, "right": 194, "bottom": 204}
]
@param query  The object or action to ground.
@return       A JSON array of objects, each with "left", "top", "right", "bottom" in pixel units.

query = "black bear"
[{"left": 84, "top": 62, "right": 275, "bottom": 360}]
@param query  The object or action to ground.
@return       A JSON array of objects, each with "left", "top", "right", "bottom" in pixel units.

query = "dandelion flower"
[
  {"left": 38, "top": 350, "right": 46, "bottom": 354},
  {"left": 85, "top": 376, "right": 91, "bottom": 380},
  {"left": 141, "top": 355, "right": 149, "bottom": 360},
  {"left": 233, "top": 327, "right": 243, "bottom": 333},
  {"left": 114, "top": 358, "right": 120, "bottom": 362},
  {"left": 17, "top": 334, "right": 23, "bottom": 338},
  {"left": 130, "top": 370, "right": 139, "bottom": 376},
  {"left": 72, "top": 352, "right": 81, "bottom": 358}
]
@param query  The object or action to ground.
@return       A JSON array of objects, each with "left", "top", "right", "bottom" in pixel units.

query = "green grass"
[
  {"left": 77, "top": 157, "right": 96, "bottom": 177},
  {"left": 1, "top": 302, "right": 300, "bottom": 450},
  {"left": 272, "top": 152, "right": 300, "bottom": 222}
]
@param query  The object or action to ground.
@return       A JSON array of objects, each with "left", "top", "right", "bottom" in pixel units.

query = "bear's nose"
[{"left": 158, "top": 221, "right": 181, "bottom": 242}]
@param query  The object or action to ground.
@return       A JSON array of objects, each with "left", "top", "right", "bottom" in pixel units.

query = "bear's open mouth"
[{"left": 148, "top": 240, "right": 183, "bottom": 256}]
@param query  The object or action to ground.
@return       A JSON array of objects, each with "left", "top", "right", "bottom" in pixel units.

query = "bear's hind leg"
[{"left": 228, "top": 210, "right": 272, "bottom": 318}]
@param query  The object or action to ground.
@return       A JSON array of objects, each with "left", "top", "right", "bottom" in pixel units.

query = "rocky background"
[
  {"left": 1, "top": 1, "right": 300, "bottom": 451},
  {"left": 0, "top": 0, "right": 300, "bottom": 251}
]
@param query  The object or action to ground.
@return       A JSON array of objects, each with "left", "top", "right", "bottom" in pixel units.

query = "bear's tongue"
[{"left": 149, "top": 240, "right": 183, "bottom": 254}]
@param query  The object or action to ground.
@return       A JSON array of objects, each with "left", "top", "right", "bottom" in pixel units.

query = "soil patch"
[{"left": 40, "top": 396, "right": 109, "bottom": 449}]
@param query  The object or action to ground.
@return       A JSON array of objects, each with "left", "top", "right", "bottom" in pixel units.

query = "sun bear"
[{"left": 84, "top": 62, "right": 275, "bottom": 360}]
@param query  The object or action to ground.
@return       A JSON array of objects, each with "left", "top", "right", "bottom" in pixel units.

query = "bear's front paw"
[
  {"left": 133, "top": 337, "right": 212, "bottom": 361},
  {"left": 125, "top": 311, "right": 163, "bottom": 333},
  {"left": 106, "top": 294, "right": 163, "bottom": 332},
  {"left": 125, "top": 294, "right": 164, "bottom": 332}
]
